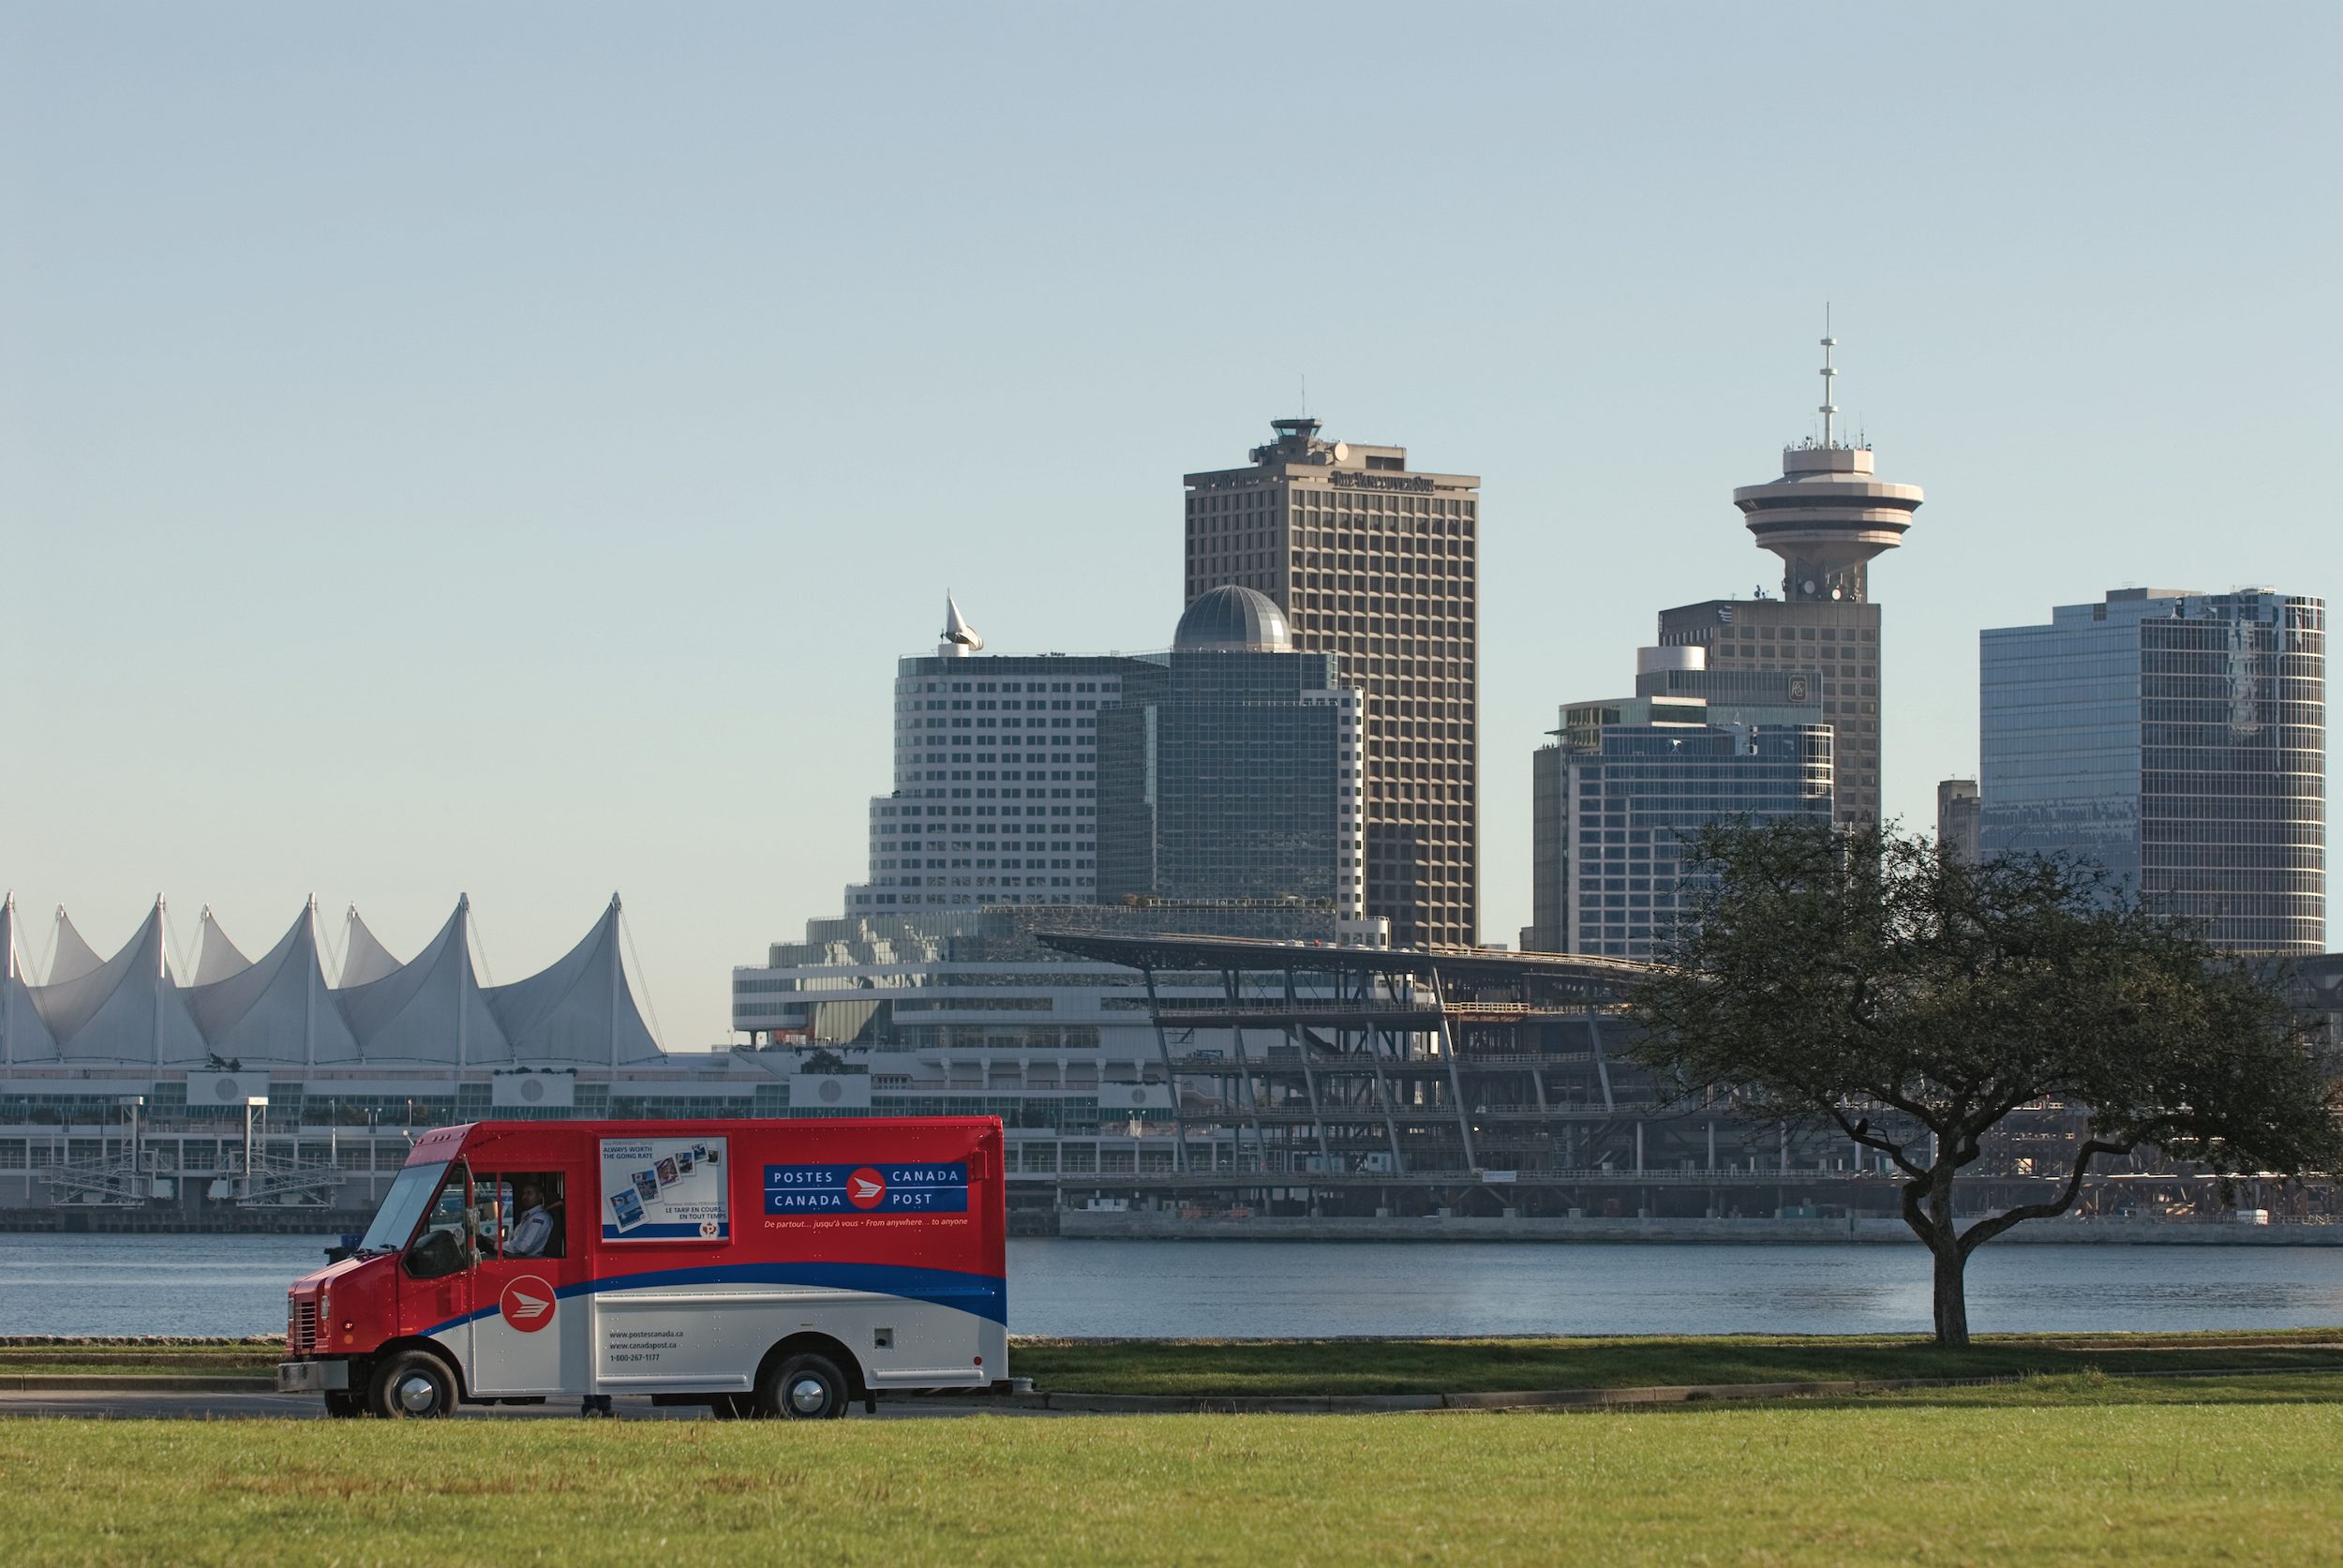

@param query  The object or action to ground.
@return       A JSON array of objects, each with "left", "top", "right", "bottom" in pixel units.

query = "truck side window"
[
  {"left": 496, "top": 1172, "right": 569, "bottom": 1261},
  {"left": 404, "top": 1164, "right": 474, "bottom": 1280}
]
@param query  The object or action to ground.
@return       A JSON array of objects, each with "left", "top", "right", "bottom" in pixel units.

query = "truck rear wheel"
[
  {"left": 761, "top": 1353, "right": 847, "bottom": 1420},
  {"left": 369, "top": 1351, "right": 456, "bottom": 1419},
  {"left": 323, "top": 1390, "right": 365, "bottom": 1419}
]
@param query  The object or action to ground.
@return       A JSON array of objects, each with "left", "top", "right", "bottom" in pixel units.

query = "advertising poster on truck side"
[{"left": 601, "top": 1135, "right": 729, "bottom": 1240}]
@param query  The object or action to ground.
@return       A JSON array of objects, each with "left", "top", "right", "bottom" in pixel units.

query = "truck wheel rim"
[
  {"left": 397, "top": 1375, "right": 440, "bottom": 1413},
  {"left": 788, "top": 1377, "right": 828, "bottom": 1413}
]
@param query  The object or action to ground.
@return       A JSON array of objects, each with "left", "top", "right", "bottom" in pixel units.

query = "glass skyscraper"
[
  {"left": 1554, "top": 724, "right": 1834, "bottom": 958},
  {"left": 1979, "top": 588, "right": 2326, "bottom": 952},
  {"left": 1097, "top": 587, "right": 1362, "bottom": 911},
  {"left": 1533, "top": 648, "right": 1836, "bottom": 957}
]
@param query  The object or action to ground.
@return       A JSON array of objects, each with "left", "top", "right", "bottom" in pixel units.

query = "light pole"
[
  {"left": 242, "top": 1097, "right": 269, "bottom": 1202},
  {"left": 116, "top": 1096, "right": 146, "bottom": 1202}
]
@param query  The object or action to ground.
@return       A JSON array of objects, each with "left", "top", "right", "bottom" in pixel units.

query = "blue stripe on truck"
[{"left": 421, "top": 1259, "right": 1007, "bottom": 1337}]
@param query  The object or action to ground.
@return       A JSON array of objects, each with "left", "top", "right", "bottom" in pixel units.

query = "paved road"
[{"left": 0, "top": 1390, "right": 1050, "bottom": 1421}]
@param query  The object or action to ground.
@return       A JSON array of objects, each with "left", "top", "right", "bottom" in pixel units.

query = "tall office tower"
[
  {"left": 1936, "top": 779, "right": 1981, "bottom": 863},
  {"left": 1530, "top": 646, "right": 1834, "bottom": 955},
  {"left": 1656, "top": 337, "right": 1923, "bottom": 829},
  {"left": 1980, "top": 588, "right": 2326, "bottom": 952},
  {"left": 1185, "top": 419, "right": 1482, "bottom": 948}
]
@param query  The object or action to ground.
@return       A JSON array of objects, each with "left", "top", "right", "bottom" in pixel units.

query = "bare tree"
[{"left": 1626, "top": 818, "right": 2339, "bottom": 1346}]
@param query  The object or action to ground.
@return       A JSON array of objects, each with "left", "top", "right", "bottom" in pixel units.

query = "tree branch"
[
  {"left": 1898, "top": 1172, "right": 1956, "bottom": 1253},
  {"left": 1955, "top": 1138, "right": 2134, "bottom": 1257},
  {"left": 1828, "top": 1111, "right": 1926, "bottom": 1181}
]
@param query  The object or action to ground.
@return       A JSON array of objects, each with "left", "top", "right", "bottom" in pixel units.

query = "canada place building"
[{"left": 1184, "top": 418, "right": 1481, "bottom": 948}]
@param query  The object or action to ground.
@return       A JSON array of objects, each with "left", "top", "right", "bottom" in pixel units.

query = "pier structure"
[
  {"left": 3, "top": 892, "right": 2327, "bottom": 1231},
  {"left": 1013, "top": 931, "right": 2295, "bottom": 1225}
]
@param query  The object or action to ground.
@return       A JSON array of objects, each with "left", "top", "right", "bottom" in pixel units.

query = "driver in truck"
[{"left": 504, "top": 1175, "right": 565, "bottom": 1259}]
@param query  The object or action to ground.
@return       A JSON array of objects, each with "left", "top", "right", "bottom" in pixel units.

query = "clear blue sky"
[{"left": 3, "top": 4, "right": 2335, "bottom": 1048}]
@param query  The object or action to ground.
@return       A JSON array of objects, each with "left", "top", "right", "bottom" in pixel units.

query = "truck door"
[
  {"left": 467, "top": 1165, "right": 579, "bottom": 1396},
  {"left": 400, "top": 1162, "right": 475, "bottom": 1349}
]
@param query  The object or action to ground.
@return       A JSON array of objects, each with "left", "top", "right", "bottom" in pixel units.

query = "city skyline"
[{"left": 3, "top": 6, "right": 2335, "bottom": 1047}]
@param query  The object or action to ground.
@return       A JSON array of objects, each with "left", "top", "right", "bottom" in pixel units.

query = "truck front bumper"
[{"left": 276, "top": 1359, "right": 353, "bottom": 1395}]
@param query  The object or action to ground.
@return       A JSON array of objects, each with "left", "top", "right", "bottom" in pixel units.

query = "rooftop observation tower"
[{"left": 1732, "top": 333, "right": 1924, "bottom": 604}]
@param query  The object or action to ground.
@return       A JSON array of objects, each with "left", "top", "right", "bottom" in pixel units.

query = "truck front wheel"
[
  {"left": 762, "top": 1353, "right": 847, "bottom": 1420},
  {"left": 370, "top": 1351, "right": 456, "bottom": 1419}
]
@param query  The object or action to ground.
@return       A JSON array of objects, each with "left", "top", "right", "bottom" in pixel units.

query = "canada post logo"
[
  {"left": 766, "top": 1162, "right": 969, "bottom": 1215},
  {"left": 499, "top": 1276, "right": 556, "bottom": 1334}
]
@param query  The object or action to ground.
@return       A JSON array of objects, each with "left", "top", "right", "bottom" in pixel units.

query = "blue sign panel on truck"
[{"left": 765, "top": 1162, "right": 970, "bottom": 1214}]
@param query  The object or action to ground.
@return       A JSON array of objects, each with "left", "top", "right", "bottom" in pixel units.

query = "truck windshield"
[{"left": 357, "top": 1160, "right": 451, "bottom": 1254}]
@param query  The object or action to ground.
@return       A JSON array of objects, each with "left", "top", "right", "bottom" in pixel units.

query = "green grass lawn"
[
  {"left": 0, "top": 1365, "right": 274, "bottom": 1379},
  {"left": 11, "top": 1330, "right": 2343, "bottom": 1391},
  {"left": 1007, "top": 1328, "right": 2343, "bottom": 1395},
  {"left": 0, "top": 1342, "right": 279, "bottom": 1379},
  {"left": 6, "top": 1378, "right": 2343, "bottom": 1565}
]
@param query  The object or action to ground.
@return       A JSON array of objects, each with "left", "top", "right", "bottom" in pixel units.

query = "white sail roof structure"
[
  {"left": 185, "top": 903, "right": 360, "bottom": 1067},
  {"left": 0, "top": 894, "right": 668, "bottom": 1068},
  {"left": 1, "top": 897, "right": 60, "bottom": 1065},
  {"left": 483, "top": 894, "right": 664, "bottom": 1066},
  {"left": 47, "top": 909, "right": 105, "bottom": 986},
  {"left": 332, "top": 896, "right": 505, "bottom": 1065},
  {"left": 30, "top": 902, "right": 208, "bottom": 1064},
  {"left": 192, "top": 908, "right": 253, "bottom": 985},
  {"left": 338, "top": 907, "right": 404, "bottom": 989}
]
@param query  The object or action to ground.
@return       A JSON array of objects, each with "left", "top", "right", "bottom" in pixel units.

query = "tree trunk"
[
  {"left": 1930, "top": 1240, "right": 1970, "bottom": 1347},
  {"left": 1901, "top": 1158, "right": 1971, "bottom": 1348}
]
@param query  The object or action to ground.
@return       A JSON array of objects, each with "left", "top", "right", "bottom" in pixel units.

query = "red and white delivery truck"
[{"left": 277, "top": 1117, "right": 1007, "bottom": 1418}]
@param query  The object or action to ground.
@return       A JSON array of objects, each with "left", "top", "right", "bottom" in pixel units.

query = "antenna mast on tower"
[{"left": 1818, "top": 306, "right": 1838, "bottom": 449}]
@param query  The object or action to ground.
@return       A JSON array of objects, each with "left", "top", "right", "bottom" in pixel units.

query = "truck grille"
[{"left": 291, "top": 1298, "right": 318, "bottom": 1355}]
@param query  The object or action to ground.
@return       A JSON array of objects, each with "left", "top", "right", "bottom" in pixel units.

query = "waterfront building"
[
  {"left": 1530, "top": 648, "right": 1835, "bottom": 956},
  {"left": 1184, "top": 419, "right": 1482, "bottom": 948},
  {"left": 1979, "top": 587, "right": 2326, "bottom": 951},
  {"left": 1655, "top": 336, "right": 1921, "bottom": 829},
  {"left": 856, "top": 602, "right": 1143, "bottom": 912},
  {"left": 0, "top": 895, "right": 660, "bottom": 1073},
  {"left": 850, "top": 591, "right": 1361, "bottom": 918},
  {"left": 0, "top": 895, "right": 785, "bottom": 1217},
  {"left": 1937, "top": 779, "right": 1981, "bottom": 863},
  {"left": 730, "top": 905, "right": 1766, "bottom": 1207}
]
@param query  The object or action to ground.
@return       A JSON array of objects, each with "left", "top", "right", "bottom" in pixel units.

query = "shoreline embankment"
[{"left": 1054, "top": 1211, "right": 2343, "bottom": 1245}]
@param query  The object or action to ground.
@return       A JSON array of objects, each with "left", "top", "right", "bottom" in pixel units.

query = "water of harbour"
[{"left": 6, "top": 1232, "right": 2342, "bottom": 1340}]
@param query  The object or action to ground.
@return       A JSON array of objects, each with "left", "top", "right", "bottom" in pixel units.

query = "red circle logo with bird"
[{"left": 500, "top": 1276, "right": 557, "bottom": 1333}]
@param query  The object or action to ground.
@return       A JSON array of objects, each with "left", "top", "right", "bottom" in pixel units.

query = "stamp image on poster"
[{"left": 601, "top": 1137, "right": 728, "bottom": 1241}]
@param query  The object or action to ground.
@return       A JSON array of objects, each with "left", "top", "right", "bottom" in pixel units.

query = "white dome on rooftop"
[{"left": 1174, "top": 586, "right": 1291, "bottom": 652}]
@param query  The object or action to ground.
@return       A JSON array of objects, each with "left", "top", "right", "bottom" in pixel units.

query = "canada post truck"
[{"left": 277, "top": 1117, "right": 1007, "bottom": 1418}]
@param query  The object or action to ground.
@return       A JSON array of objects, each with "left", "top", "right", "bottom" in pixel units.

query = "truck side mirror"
[{"left": 403, "top": 1227, "right": 470, "bottom": 1281}]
